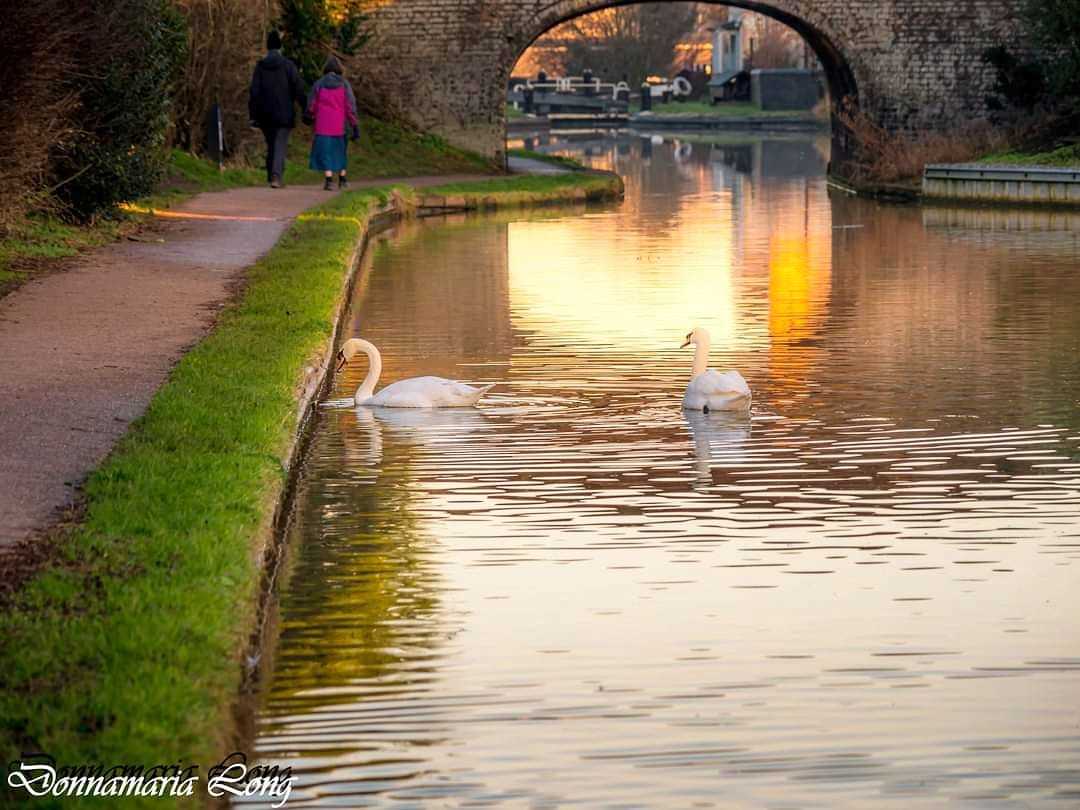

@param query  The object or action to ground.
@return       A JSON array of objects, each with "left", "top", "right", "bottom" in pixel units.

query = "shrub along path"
[{"left": 0, "top": 177, "right": 486, "bottom": 549}]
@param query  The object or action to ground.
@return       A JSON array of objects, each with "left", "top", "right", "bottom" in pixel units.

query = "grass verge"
[
  {"left": 0, "top": 172, "right": 619, "bottom": 808},
  {"left": 159, "top": 118, "right": 494, "bottom": 200},
  {"left": 978, "top": 142, "right": 1080, "bottom": 168},
  {"left": 424, "top": 172, "right": 622, "bottom": 206},
  {"left": 630, "top": 100, "right": 806, "bottom": 118},
  {"left": 506, "top": 148, "right": 586, "bottom": 171}
]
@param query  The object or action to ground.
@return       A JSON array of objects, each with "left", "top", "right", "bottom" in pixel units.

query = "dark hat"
[
  {"left": 323, "top": 55, "right": 344, "bottom": 75},
  {"left": 267, "top": 30, "right": 282, "bottom": 50}
]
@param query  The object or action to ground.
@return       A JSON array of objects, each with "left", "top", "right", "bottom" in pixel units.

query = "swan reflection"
[
  {"left": 346, "top": 405, "right": 494, "bottom": 467},
  {"left": 684, "top": 409, "right": 753, "bottom": 480}
]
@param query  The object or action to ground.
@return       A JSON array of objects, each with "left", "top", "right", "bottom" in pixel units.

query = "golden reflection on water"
[
  {"left": 507, "top": 217, "right": 741, "bottom": 350},
  {"left": 243, "top": 133, "right": 1080, "bottom": 808}
]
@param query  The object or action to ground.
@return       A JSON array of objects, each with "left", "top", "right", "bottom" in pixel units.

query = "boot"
[
  {"left": 338, "top": 174, "right": 349, "bottom": 190},
  {"left": 323, "top": 176, "right": 333, "bottom": 191}
]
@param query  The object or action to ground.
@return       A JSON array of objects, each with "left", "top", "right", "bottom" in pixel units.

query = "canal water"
[{"left": 243, "top": 131, "right": 1080, "bottom": 807}]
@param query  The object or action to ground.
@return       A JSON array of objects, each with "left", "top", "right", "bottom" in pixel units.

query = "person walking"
[
  {"left": 248, "top": 30, "right": 306, "bottom": 188},
  {"left": 306, "top": 55, "right": 360, "bottom": 191}
]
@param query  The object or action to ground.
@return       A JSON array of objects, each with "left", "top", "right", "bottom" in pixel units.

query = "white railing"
[
  {"left": 508, "top": 75, "right": 695, "bottom": 114},
  {"left": 511, "top": 77, "right": 632, "bottom": 101}
]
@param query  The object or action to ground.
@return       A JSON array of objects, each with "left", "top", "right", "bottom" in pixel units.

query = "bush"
[
  {"left": 983, "top": 45, "right": 1047, "bottom": 111},
  {"left": 51, "top": 0, "right": 187, "bottom": 221},
  {"left": 1022, "top": 0, "right": 1080, "bottom": 103},
  {"left": 835, "top": 102, "right": 1024, "bottom": 185},
  {"left": 0, "top": 1, "right": 77, "bottom": 230},
  {"left": 983, "top": 0, "right": 1080, "bottom": 116}
]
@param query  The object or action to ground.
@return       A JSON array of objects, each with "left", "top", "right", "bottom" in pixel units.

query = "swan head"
[
  {"left": 336, "top": 338, "right": 368, "bottom": 372},
  {"left": 680, "top": 327, "right": 710, "bottom": 349}
]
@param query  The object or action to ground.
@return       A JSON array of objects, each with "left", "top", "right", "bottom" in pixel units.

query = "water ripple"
[{"left": 240, "top": 134, "right": 1080, "bottom": 808}]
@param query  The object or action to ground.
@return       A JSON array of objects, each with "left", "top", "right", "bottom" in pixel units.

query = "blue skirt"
[{"left": 309, "top": 135, "right": 347, "bottom": 172}]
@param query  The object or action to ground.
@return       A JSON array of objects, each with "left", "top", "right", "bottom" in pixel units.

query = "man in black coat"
[{"left": 248, "top": 30, "right": 306, "bottom": 188}]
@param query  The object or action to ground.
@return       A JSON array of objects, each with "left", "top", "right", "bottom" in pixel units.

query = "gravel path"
[{"left": 0, "top": 176, "right": 488, "bottom": 547}]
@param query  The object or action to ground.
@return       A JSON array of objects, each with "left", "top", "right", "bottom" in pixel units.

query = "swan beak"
[{"left": 335, "top": 350, "right": 347, "bottom": 372}]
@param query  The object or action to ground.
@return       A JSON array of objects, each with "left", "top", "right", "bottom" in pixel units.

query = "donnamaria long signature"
[{"left": 6, "top": 751, "right": 293, "bottom": 806}]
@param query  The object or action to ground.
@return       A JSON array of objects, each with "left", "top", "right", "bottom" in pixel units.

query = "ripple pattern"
[{"left": 241, "top": 134, "right": 1080, "bottom": 808}]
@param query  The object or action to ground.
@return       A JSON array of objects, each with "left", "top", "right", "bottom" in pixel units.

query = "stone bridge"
[{"left": 355, "top": 0, "right": 1024, "bottom": 167}]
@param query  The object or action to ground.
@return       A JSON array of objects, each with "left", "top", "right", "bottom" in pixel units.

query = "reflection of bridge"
[
  {"left": 512, "top": 130, "right": 829, "bottom": 180},
  {"left": 356, "top": 0, "right": 1025, "bottom": 170}
]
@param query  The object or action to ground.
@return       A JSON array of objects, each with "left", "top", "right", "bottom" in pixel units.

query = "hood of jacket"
[
  {"left": 316, "top": 73, "right": 345, "bottom": 90},
  {"left": 258, "top": 50, "right": 288, "bottom": 71}
]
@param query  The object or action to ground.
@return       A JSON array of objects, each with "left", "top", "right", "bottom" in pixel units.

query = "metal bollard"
[
  {"left": 204, "top": 103, "right": 224, "bottom": 171},
  {"left": 640, "top": 84, "right": 652, "bottom": 112}
]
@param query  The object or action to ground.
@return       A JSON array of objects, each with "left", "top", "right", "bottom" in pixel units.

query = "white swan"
[
  {"left": 680, "top": 327, "right": 751, "bottom": 413},
  {"left": 336, "top": 338, "right": 495, "bottom": 408}
]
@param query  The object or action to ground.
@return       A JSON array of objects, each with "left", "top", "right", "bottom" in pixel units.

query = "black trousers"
[{"left": 261, "top": 126, "right": 291, "bottom": 183}]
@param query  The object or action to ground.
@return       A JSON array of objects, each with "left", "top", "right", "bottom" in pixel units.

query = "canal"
[{"left": 241, "top": 131, "right": 1080, "bottom": 807}]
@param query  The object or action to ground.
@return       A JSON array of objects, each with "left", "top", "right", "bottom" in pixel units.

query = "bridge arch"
[
  {"left": 504, "top": 0, "right": 860, "bottom": 160},
  {"left": 355, "top": 0, "right": 1023, "bottom": 170},
  {"left": 511, "top": 0, "right": 858, "bottom": 108}
]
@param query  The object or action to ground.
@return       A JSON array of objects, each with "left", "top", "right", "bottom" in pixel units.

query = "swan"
[
  {"left": 680, "top": 327, "right": 751, "bottom": 413},
  {"left": 336, "top": 338, "right": 495, "bottom": 408}
]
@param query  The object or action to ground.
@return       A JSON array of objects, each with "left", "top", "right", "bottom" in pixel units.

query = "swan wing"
[
  {"left": 683, "top": 369, "right": 751, "bottom": 411},
  {"left": 367, "top": 376, "right": 494, "bottom": 408}
]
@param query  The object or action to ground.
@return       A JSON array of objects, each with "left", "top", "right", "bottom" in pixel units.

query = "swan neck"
[
  {"left": 691, "top": 336, "right": 710, "bottom": 378},
  {"left": 354, "top": 340, "right": 382, "bottom": 402}
]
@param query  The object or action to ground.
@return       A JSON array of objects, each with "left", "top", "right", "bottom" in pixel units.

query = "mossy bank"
[{"left": 0, "top": 171, "right": 621, "bottom": 808}]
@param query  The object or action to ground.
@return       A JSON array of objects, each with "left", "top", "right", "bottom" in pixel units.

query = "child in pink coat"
[{"left": 306, "top": 55, "right": 360, "bottom": 190}]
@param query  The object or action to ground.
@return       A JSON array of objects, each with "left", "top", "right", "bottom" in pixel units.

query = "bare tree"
[
  {"left": 173, "top": 0, "right": 277, "bottom": 154},
  {"left": 534, "top": 3, "right": 703, "bottom": 85},
  {"left": 746, "top": 14, "right": 803, "bottom": 70}
]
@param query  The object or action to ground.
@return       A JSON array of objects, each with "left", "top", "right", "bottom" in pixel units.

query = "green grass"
[
  {"left": 505, "top": 103, "right": 525, "bottom": 120},
  {"left": 978, "top": 142, "right": 1080, "bottom": 168},
  {"left": 354, "top": 118, "right": 495, "bottom": 176},
  {"left": 425, "top": 172, "right": 622, "bottom": 205},
  {"left": 155, "top": 118, "right": 495, "bottom": 204},
  {"left": 0, "top": 172, "right": 619, "bottom": 808},
  {"left": 631, "top": 99, "right": 809, "bottom": 118},
  {"left": 506, "top": 148, "right": 586, "bottom": 171},
  {"left": 0, "top": 215, "right": 127, "bottom": 294}
]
